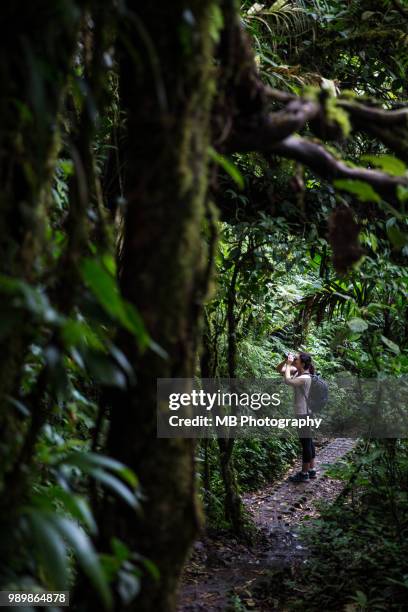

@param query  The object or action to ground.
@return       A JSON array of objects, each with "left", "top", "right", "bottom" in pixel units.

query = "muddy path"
[{"left": 179, "top": 438, "right": 356, "bottom": 611}]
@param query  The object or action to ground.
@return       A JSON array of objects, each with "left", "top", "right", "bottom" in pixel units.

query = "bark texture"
[
  {"left": 100, "top": 3, "right": 219, "bottom": 610},
  {"left": 0, "top": 1, "right": 81, "bottom": 481}
]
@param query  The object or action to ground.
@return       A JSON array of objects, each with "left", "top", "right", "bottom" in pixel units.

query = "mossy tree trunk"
[
  {"left": 99, "top": 3, "right": 220, "bottom": 611},
  {"left": 0, "top": 1, "right": 81, "bottom": 481},
  {"left": 218, "top": 437, "right": 244, "bottom": 532},
  {"left": 218, "top": 251, "right": 245, "bottom": 534}
]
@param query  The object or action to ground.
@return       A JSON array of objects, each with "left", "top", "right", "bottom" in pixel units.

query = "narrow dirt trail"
[{"left": 179, "top": 438, "right": 356, "bottom": 611}]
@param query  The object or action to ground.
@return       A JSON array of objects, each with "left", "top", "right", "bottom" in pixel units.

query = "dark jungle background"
[{"left": 0, "top": 0, "right": 408, "bottom": 610}]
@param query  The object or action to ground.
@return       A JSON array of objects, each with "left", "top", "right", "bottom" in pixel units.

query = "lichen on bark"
[{"left": 96, "top": 3, "right": 222, "bottom": 611}]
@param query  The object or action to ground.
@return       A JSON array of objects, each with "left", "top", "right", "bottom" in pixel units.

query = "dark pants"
[{"left": 300, "top": 437, "right": 315, "bottom": 463}]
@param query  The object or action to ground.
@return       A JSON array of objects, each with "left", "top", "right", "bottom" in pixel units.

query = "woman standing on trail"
[{"left": 276, "top": 352, "right": 316, "bottom": 482}]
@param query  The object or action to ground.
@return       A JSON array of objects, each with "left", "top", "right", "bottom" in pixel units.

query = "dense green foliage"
[
  {"left": 197, "top": 1, "right": 408, "bottom": 607},
  {"left": 0, "top": 0, "right": 407, "bottom": 610},
  {"left": 275, "top": 440, "right": 408, "bottom": 610}
]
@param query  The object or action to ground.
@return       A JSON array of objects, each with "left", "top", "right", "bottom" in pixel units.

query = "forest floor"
[{"left": 179, "top": 438, "right": 357, "bottom": 611}]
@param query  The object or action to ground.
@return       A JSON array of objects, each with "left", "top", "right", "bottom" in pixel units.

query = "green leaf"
[
  {"left": 149, "top": 339, "right": 168, "bottom": 360},
  {"left": 386, "top": 223, "right": 408, "bottom": 249},
  {"left": 60, "top": 452, "right": 139, "bottom": 508},
  {"left": 82, "top": 350, "right": 127, "bottom": 388},
  {"left": 28, "top": 511, "right": 69, "bottom": 590},
  {"left": 80, "top": 258, "right": 149, "bottom": 347},
  {"left": 121, "top": 301, "right": 150, "bottom": 347},
  {"left": 7, "top": 395, "right": 30, "bottom": 416},
  {"left": 117, "top": 568, "right": 141, "bottom": 604},
  {"left": 361, "top": 154, "right": 406, "bottom": 177},
  {"left": 208, "top": 146, "right": 244, "bottom": 190},
  {"left": 347, "top": 318, "right": 368, "bottom": 333},
  {"left": 142, "top": 557, "right": 160, "bottom": 581},
  {"left": 109, "top": 344, "right": 135, "bottom": 380},
  {"left": 359, "top": 231, "right": 378, "bottom": 252},
  {"left": 0, "top": 276, "right": 60, "bottom": 323},
  {"left": 381, "top": 335, "right": 400, "bottom": 354},
  {"left": 48, "top": 488, "right": 97, "bottom": 535},
  {"left": 397, "top": 185, "right": 408, "bottom": 203},
  {"left": 91, "top": 469, "right": 139, "bottom": 509},
  {"left": 63, "top": 452, "right": 139, "bottom": 488},
  {"left": 101, "top": 253, "right": 116, "bottom": 275},
  {"left": 61, "top": 319, "right": 104, "bottom": 350},
  {"left": 53, "top": 516, "right": 112, "bottom": 610},
  {"left": 80, "top": 258, "right": 124, "bottom": 319},
  {"left": 58, "top": 159, "right": 74, "bottom": 178},
  {"left": 353, "top": 590, "right": 368, "bottom": 606},
  {"left": 111, "top": 538, "right": 131, "bottom": 562},
  {"left": 334, "top": 179, "right": 381, "bottom": 203}
]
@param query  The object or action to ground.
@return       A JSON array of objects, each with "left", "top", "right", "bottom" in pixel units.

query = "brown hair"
[{"left": 299, "top": 352, "right": 315, "bottom": 374}]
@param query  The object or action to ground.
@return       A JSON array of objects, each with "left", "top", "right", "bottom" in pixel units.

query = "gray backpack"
[{"left": 303, "top": 374, "right": 329, "bottom": 413}]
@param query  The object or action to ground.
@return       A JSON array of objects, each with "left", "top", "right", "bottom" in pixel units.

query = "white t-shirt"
[{"left": 284, "top": 371, "right": 312, "bottom": 415}]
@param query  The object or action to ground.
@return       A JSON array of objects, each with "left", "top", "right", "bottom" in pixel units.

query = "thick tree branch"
[
  {"left": 272, "top": 136, "right": 408, "bottom": 204},
  {"left": 225, "top": 98, "right": 319, "bottom": 150},
  {"left": 263, "top": 90, "right": 408, "bottom": 162},
  {"left": 218, "top": 1, "right": 408, "bottom": 202},
  {"left": 338, "top": 100, "right": 408, "bottom": 126},
  {"left": 337, "top": 100, "right": 408, "bottom": 162},
  {"left": 265, "top": 88, "right": 408, "bottom": 128}
]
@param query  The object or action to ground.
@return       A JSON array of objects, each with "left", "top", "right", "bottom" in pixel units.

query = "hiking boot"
[
  {"left": 308, "top": 469, "right": 317, "bottom": 479},
  {"left": 289, "top": 471, "right": 309, "bottom": 482}
]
